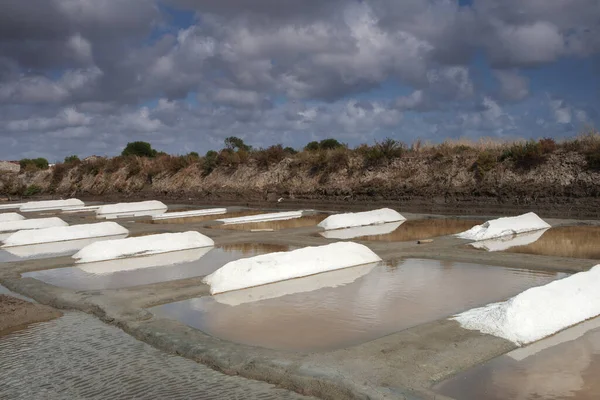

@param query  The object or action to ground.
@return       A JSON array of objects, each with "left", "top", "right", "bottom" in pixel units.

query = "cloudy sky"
[{"left": 1, "top": 0, "right": 599, "bottom": 160}]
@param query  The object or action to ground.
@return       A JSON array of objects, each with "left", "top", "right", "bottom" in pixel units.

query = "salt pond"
[
  {"left": 320, "top": 219, "right": 483, "bottom": 241},
  {"left": 435, "top": 316, "right": 600, "bottom": 400},
  {"left": 24, "top": 243, "right": 290, "bottom": 290},
  {"left": 152, "top": 259, "right": 566, "bottom": 352}
]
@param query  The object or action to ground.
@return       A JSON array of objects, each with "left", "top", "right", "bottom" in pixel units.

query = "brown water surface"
[
  {"left": 320, "top": 219, "right": 484, "bottom": 241},
  {"left": 504, "top": 226, "right": 600, "bottom": 259},
  {"left": 23, "top": 243, "right": 289, "bottom": 290},
  {"left": 151, "top": 259, "right": 565, "bottom": 352},
  {"left": 435, "top": 317, "right": 600, "bottom": 400},
  {"left": 213, "top": 214, "right": 327, "bottom": 231}
]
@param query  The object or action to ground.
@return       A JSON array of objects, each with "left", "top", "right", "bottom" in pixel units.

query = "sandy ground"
[{"left": 0, "top": 295, "right": 62, "bottom": 333}]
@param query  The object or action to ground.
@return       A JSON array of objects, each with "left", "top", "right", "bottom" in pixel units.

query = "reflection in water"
[
  {"left": 24, "top": 243, "right": 289, "bottom": 290},
  {"left": 152, "top": 259, "right": 564, "bottom": 352},
  {"left": 469, "top": 229, "right": 549, "bottom": 252},
  {"left": 504, "top": 226, "right": 600, "bottom": 260},
  {"left": 150, "top": 210, "right": 263, "bottom": 225},
  {"left": 0, "top": 235, "right": 129, "bottom": 263},
  {"left": 319, "top": 222, "right": 404, "bottom": 240},
  {"left": 0, "top": 313, "right": 308, "bottom": 399},
  {"left": 435, "top": 317, "right": 600, "bottom": 400},
  {"left": 213, "top": 215, "right": 326, "bottom": 231},
  {"left": 356, "top": 219, "right": 484, "bottom": 242}
]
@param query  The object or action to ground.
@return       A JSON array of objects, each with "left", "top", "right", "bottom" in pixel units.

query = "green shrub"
[
  {"left": 64, "top": 155, "right": 80, "bottom": 164},
  {"left": 361, "top": 138, "right": 405, "bottom": 168},
  {"left": 19, "top": 158, "right": 49, "bottom": 170},
  {"left": 304, "top": 141, "right": 320, "bottom": 152},
  {"left": 121, "top": 141, "right": 157, "bottom": 157},
  {"left": 188, "top": 151, "right": 199, "bottom": 158},
  {"left": 283, "top": 147, "right": 298, "bottom": 155},
  {"left": 319, "top": 138, "right": 343, "bottom": 150},
  {"left": 500, "top": 140, "right": 547, "bottom": 170},
  {"left": 254, "top": 145, "right": 286, "bottom": 169},
  {"left": 202, "top": 150, "right": 218, "bottom": 176},
  {"left": 472, "top": 151, "right": 498, "bottom": 177},
  {"left": 23, "top": 185, "right": 42, "bottom": 197},
  {"left": 224, "top": 136, "right": 251, "bottom": 152}
]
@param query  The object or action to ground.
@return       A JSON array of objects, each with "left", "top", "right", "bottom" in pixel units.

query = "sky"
[{"left": 1, "top": 0, "right": 600, "bottom": 161}]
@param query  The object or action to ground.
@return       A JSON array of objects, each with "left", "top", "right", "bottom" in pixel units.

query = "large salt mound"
[
  {"left": 73, "top": 231, "right": 214, "bottom": 263},
  {"left": 217, "top": 211, "right": 303, "bottom": 225},
  {"left": 0, "top": 217, "right": 68, "bottom": 233},
  {"left": 0, "top": 213, "right": 25, "bottom": 222},
  {"left": 318, "top": 208, "right": 405, "bottom": 231},
  {"left": 20, "top": 199, "right": 84, "bottom": 212},
  {"left": 2, "top": 222, "right": 129, "bottom": 247},
  {"left": 96, "top": 201, "right": 168, "bottom": 219},
  {"left": 453, "top": 265, "right": 600, "bottom": 345},
  {"left": 203, "top": 242, "right": 382, "bottom": 295},
  {"left": 457, "top": 212, "right": 550, "bottom": 241},
  {"left": 213, "top": 262, "right": 377, "bottom": 306},
  {"left": 0, "top": 203, "right": 24, "bottom": 210},
  {"left": 153, "top": 208, "right": 227, "bottom": 220}
]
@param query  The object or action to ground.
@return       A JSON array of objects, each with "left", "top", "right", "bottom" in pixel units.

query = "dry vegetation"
[{"left": 2, "top": 131, "right": 600, "bottom": 203}]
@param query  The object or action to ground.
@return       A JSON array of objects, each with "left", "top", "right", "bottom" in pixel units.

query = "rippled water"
[
  {"left": 24, "top": 243, "right": 290, "bottom": 290},
  {"left": 435, "top": 317, "right": 600, "bottom": 400},
  {"left": 320, "top": 219, "right": 484, "bottom": 241},
  {"left": 0, "top": 312, "right": 309, "bottom": 399},
  {"left": 213, "top": 215, "right": 327, "bottom": 231},
  {"left": 152, "top": 259, "right": 565, "bottom": 352}
]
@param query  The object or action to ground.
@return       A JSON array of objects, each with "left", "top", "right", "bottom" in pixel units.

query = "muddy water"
[
  {"left": 213, "top": 214, "right": 327, "bottom": 231},
  {"left": 435, "top": 317, "right": 600, "bottom": 400},
  {"left": 148, "top": 210, "right": 263, "bottom": 224},
  {"left": 23, "top": 243, "right": 290, "bottom": 290},
  {"left": 0, "top": 312, "right": 310, "bottom": 399},
  {"left": 503, "top": 226, "right": 600, "bottom": 259},
  {"left": 321, "top": 219, "right": 484, "bottom": 241},
  {"left": 151, "top": 259, "right": 565, "bottom": 352}
]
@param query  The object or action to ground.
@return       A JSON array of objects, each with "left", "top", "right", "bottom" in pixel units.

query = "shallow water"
[
  {"left": 151, "top": 259, "right": 565, "bottom": 352},
  {"left": 503, "top": 226, "right": 600, "bottom": 259},
  {"left": 0, "top": 235, "right": 128, "bottom": 263},
  {"left": 434, "top": 317, "right": 600, "bottom": 400},
  {"left": 24, "top": 243, "right": 290, "bottom": 290},
  {"left": 0, "top": 312, "right": 309, "bottom": 399},
  {"left": 148, "top": 210, "right": 263, "bottom": 224},
  {"left": 213, "top": 214, "right": 327, "bottom": 231},
  {"left": 320, "top": 219, "right": 484, "bottom": 241}
]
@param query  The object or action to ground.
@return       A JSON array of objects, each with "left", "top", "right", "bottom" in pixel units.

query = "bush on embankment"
[{"left": 2, "top": 133, "right": 600, "bottom": 201}]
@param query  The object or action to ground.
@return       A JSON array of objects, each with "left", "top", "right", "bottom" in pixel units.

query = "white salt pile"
[
  {"left": 0, "top": 217, "right": 68, "bottom": 233},
  {"left": 318, "top": 208, "right": 405, "bottom": 231},
  {"left": 73, "top": 231, "right": 214, "bottom": 263},
  {"left": 217, "top": 211, "right": 304, "bottom": 225},
  {"left": 153, "top": 208, "right": 227, "bottom": 220},
  {"left": 203, "top": 242, "right": 382, "bottom": 294},
  {"left": 0, "top": 213, "right": 25, "bottom": 222},
  {"left": 2, "top": 222, "right": 129, "bottom": 247},
  {"left": 457, "top": 212, "right": 550, "bottom": 241},
  {"left": 96, "top": 200, "right": 168, "bottom": 219},
  {"left": 454, "top": 265, "right": 600, "bottom": 345},
  {"left": 20, "top": 199, "right": 84, "bottom": 212}
]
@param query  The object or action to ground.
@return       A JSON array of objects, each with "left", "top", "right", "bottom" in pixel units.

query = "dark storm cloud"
[{"left": 0, "top": 0, "right": 599, "bottom": 159}]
